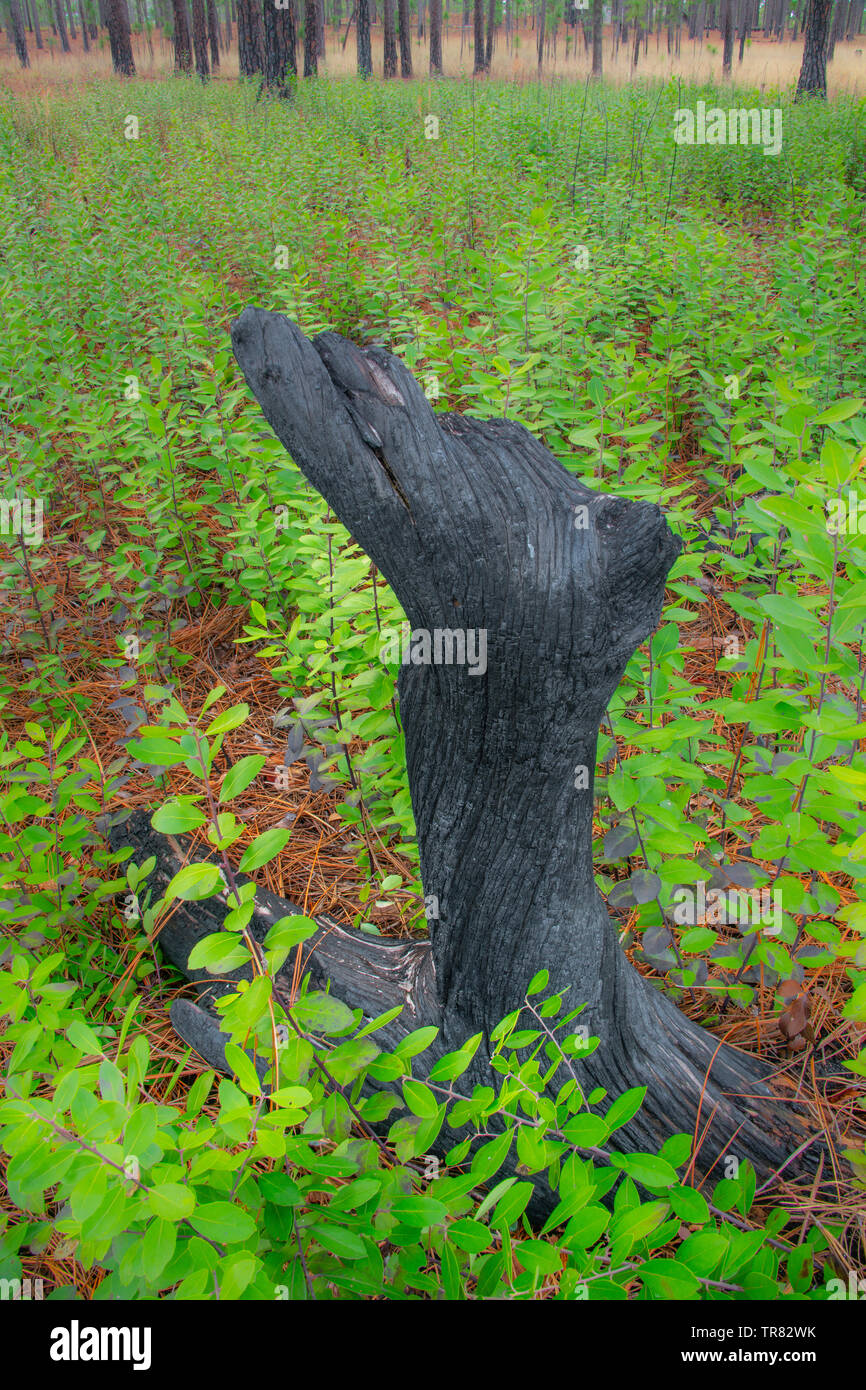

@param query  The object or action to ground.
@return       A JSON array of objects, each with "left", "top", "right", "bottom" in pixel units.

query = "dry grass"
[{"left": 1, "top": 25, "right": 865, "bottom": 94}]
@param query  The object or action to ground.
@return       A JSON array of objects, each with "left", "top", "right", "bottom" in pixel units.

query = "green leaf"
[
  {"left": 669, "top": 1183, "right": 710, "bottom": 1224},
  {"left": 814, "top": 398, "right": 863, "bottom": 425},
  {"left": 165, "top": 862, "right": 222, "bottom": 903},
  {"left": 389, "top": 1196, "right": 448, "bottom": 1227},
  {"left": 205, "top": 703, "right": 250, "bottom": 736},
  {"left": 636, "top": 1256, "right": 700, "bottom": 1299},
  {"left": 610, "top": 1152, "right": 678, "bottom": 1189},
  {"left": 148, "top": 1183, "right": 196, "bottom": 1222},
  {"left": 401, "top": 1079, "right": 439, "bottom": 1118},
  {"left": 562, "top": 1113, "right": 610, "bottom": 1148},
  {"left": 604, "top": 1085, "right": 646, "bottom": 1132},
  {"left": 515, "top": 1239, "right": 562, "bottom": 1276},
  {"left": 151, "top": 800, "right": 206, "bottom": 834},
  {"left": 238, "top": 828, "right": 292, "bottom": 873},
  {"left": 187, "top": 932, "right": 250, "bottom": 974},
  {"left": 219, "top": 755, "right": 266, "bottom": 803},
  {"left": 447, "top": 1218, "right": 494, "bottom": 1254},
  {"left": 189, "top": 1201, "right": 256, "bottom": 1244},
  {"left": 309, "top": 1222, "right": 367, "bottom": 1261}
]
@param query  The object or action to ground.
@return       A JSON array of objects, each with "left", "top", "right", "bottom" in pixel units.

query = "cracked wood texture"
[{"left": 115, "top": 306, "right": 825, "bottom": 1208}]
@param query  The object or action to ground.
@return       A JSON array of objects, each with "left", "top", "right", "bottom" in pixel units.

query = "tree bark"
[
  {"left": 429, "top": 0, "right": 441, "bottom": 70},
  {"left": 191, "top": 0, "right": 210, "bottom": 73},
  {"left": 356, "top": 0, "right": 370, "bottom": 71},
  {"left": 32, "top": 0, "right": 43, "bottom": 48},
  {"left": 53, "top": 0, "right": 71, "bottom": 48},
  {"left": 79, "top": 0, "right": 89, "bottom": 47},
  {"left": 383, "top": 0, "right": 396, "bottom": 73},
  {"left": 537, "top": 0, "right": 546, "bottom": 66},
  {"left": 171, "top": 0, "right": 193, "bottom": 68},
  {"left": 304, "top": 0, "right": 317, "bottom": 71},
  {"left": 472, "top": 0, "right": 484, "bottom": 68},
  {"left": 106, "top": 0, "right": 135, "bottom": 70},
  {"left": 236, "top": 0, "right": 263, "bottom": 72},
  {"left": 484, "top": 0, "right": 494, "bottom": 64},
  {"left": 796, "top": 0, "right": 831, "bottom": 96},
  {"left": 722, "top": 0, "right": 734, "bottom": 72},
  {"left": 65, "top": 0, "right": 76, "bottom": 38},
  {"left": 114, "top": 308, "right": 826, "bottom": 1214},
  {"left": 397, "top": 0, "right": 411, "bottom": 72},
  {"left": 591, "top": 0, "right": 603, "bottom": 74},
  {"left": 207, "top": 0, "right": 220, "bottom": 64},
  {"left": 262, "top": 0, "right": 295, "bottom": 89},
  {"left": 9, "top": 0, "right": 30, "bottom": 61}
]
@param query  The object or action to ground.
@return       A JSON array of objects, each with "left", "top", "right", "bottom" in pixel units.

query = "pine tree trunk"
[
  {"left": 484, "top": 0, "right": 494, "bottom": 63},
  {"left": 53, "top": 0, "right": 71, "bottom": 49},
  {"left": 304, "top": 0, "right": 317, "bottom": 71},
  {"left": 796, "top": 0, "right": 831, "bottom": 96},
  {"left": 65, "top": 0, "right": 77, "bottom": 38},
  {"left": 172, "top": 0, "right": 193, "bottom": 68},
  {"left": 106, "top": 0, "right": 135, "bottom": 69},
  {"left": 236, "top": 0, "right": 262, "bottom": 72},
  {"left": 429, "top": 0, "right": 441, "bottom": 70},
  {"left": 397, "top": 0, "right": 411, "bottom": 71},
  {"left": 116, "top": 308, "right": 825, "bottom": 1216},
  {"left": 191, "top": 0, "right": 210, "bottom": 73},
  {"left": 383, "top": 0, "right": 397, "bottom": 73},
  {"left": 537, "top": 0, "right": 546, "bottom": 66},
  {"left": 9, "top": 0, "right": 30, "bottom": 63},
  {"left": 356, "top": 0, "right": 371, "bottom": 71},
  {"left": 32, "top": 0, "right": 43, "bottom": 48},
  {"left": 79, "top": 0, "right": 89, "bottom": 47},
  {"left": 223, "top": 0, "right": 231, "bottom": 41},
  {"left": 722, "top": 0, "right": 734, "bottom": 70},
  {"left": 591, "top": 0, "right": 603, "bottom": 74},
  {"left": 262, "top": 0, "right": 294, "bottom": 90},
  {"left": 207, "top": 0, "right": 220, "bottom": 63},
  {"left": 472, "top": 0, "right": 484, "bottom": 68}
]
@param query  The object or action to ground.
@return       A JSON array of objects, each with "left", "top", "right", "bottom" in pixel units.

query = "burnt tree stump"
[{"left": 113, "top": 307, "right": 824, "bottom": 1206}]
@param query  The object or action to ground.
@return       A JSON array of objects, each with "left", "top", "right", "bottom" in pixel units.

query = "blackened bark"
[
  {"left": 79, "top": 0, "right": 89, "bottom": 48},
  {"left": 172, "top": 0, "right": 193, "bottom": 68},
  {"left": 397, "top": 0, "right": 411, "bottom": 72},
  {"left": 356, "top": 0, "right": 370, "bottom": 70},
  {"left": 207, "top": 0, "right": 220, "bottom": 63},
  {"left": 429, "top": 0, "right": 441, "bottom": 70},
  {"left": 796, "top": 0, "right": 831, "bottom": 96},
  {"left": 304, "top": 0, "right": 316, "bottom": 71},
  {"left": 721, "top": 0, "right": 734, "bottom": 72},
  {"left": 112, "top": 308, "right": 827, "bottom": 1214},
  {"left": 472, "top": 0, "right": 484, "bottom": 68},
  {"left": 53, "top": 0, "right": 71, "bottom": 48},
  {"left": 262, "top": 0, "right": 294, "bottom": 91},
  {"left": 107, "top": 0, "right": 135, "bottom": 70},
  {"left": 9, "top": 0, "right": 30, "bottom": 63},
  {"left": 191, "top": 0, "right": 210, "bottom": 73},
  {"left": 383, "top": 0, "right": 396, "bottom": 73},
  {"left": 236, "top": 0, "right": 263, "bottom": 72},
  {"left": 484, "top": 0, "right": 494, "bottom": 64},
  {"left": 537, "top": 0, "right": 546, "bottom": 67}
]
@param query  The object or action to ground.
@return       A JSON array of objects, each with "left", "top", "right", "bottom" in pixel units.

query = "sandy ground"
[{"left": 1, "top": 25, "right": 864, "bottom": 94}]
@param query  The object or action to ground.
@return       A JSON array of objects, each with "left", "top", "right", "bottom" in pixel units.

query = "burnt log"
[{"left": 112, "top": 307, "right": 826, "bottom": 1208}]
